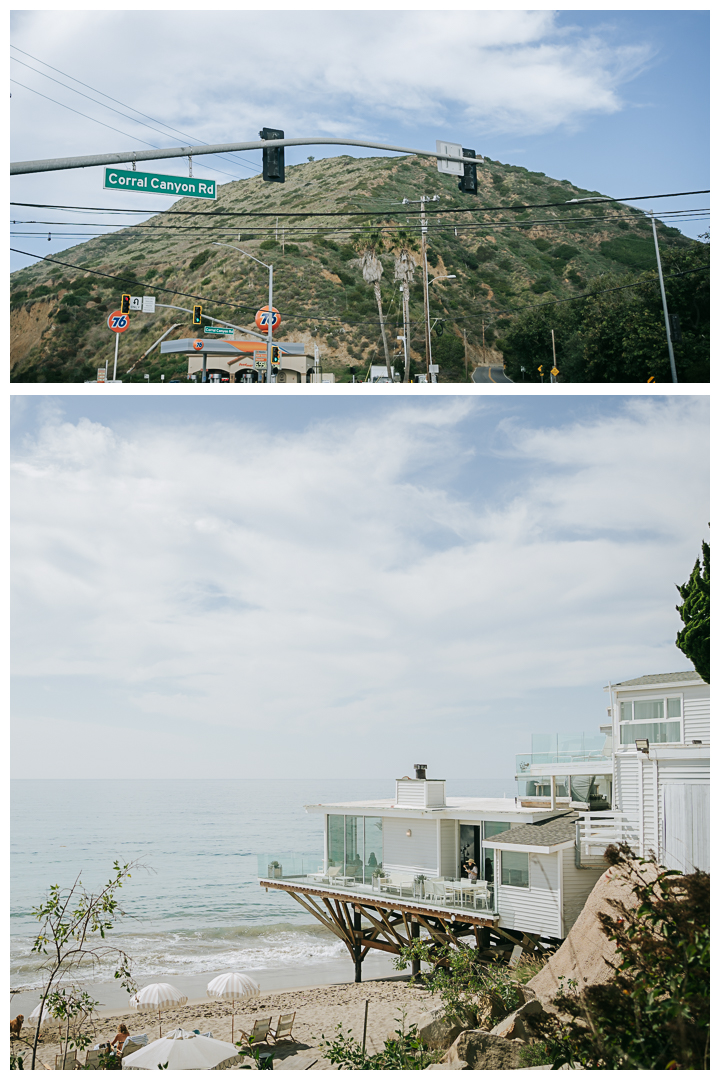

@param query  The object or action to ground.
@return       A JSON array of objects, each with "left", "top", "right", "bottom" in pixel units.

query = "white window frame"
[{"left": 618, "top": 694, "right": 684, "bottom": 745}]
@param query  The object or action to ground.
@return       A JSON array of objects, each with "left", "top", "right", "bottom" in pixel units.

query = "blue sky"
[
  {"left": 11, "top": 395, "right": 709, "bottom": 780},
  {"left": 10, "top": 8, "right": 709, "bottom": 273}
]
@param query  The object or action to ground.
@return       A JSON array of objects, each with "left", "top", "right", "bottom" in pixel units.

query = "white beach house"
[{"left": 258, "top": 669, "right": 708, "bottom": 979}]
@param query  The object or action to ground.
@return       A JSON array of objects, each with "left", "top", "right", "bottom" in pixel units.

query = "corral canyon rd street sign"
[{"left": 103, "top": 168, "right": 216, "bottom": 199}]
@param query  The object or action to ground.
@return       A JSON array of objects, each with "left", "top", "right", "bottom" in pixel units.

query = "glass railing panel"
[{"left": 257, "top": 854, "right": 324, "bottom": 879}]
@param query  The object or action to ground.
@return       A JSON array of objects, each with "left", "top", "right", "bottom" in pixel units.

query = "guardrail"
[{"left": 576, "top": 811, "right": 640, "bottom": 856}]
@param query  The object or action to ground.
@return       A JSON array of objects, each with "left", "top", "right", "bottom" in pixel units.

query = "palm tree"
[
  {"left": 353, "top": 229, "right": 392, "bottom": 380},
  {"left": 390, "top": 229, "right": 420, "bottom": 382}
]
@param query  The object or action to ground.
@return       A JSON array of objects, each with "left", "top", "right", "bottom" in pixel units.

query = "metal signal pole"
[{"left": 650, "top": 212, "right": 678, "bottom": 383}]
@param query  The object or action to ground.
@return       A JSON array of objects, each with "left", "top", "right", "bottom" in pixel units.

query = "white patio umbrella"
[
  {"left": 206, "top": 972, "right": 260, "bottom": 1044},
  {"left": 29, "top": 1000, "right": 61, "bottom": 1044},
  {"left": 129, "top": 983, "right": 188, "bottom": 1037},
  {"left": 122, "top": 1027, "right": 239, "bottom": 1070}
]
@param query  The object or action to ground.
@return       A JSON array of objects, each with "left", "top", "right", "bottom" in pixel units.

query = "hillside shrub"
[
  {"left": 599, "top": 236, "right": 655, "bottom": 270},
  {"left": 188, "top": 250, "right": 212, "bottom": 271},
  {"left": 532, "top": 238, "right": 552, "bottom": 252},
  {"left": 527, "top": 846, "right": 709, "bottom": 1070},
  {"left": 260, "top": 240, "right": 279, "bottom": 250}
]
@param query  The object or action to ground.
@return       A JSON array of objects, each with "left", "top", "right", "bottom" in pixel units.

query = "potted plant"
[
  {"left": 413, "top": 874, "right": 426, "bottom": 898},
  {"left": 267, "top": 860, "right": 283, "bottom": 879},
  {"left": 372, "top": 869, "right": 386, "bottom": 889}
]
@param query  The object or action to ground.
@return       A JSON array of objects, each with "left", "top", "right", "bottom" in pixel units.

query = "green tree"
[
  {"left": 528, "top": 845, "right": 710, "bottom": 1070},
  {"left": 499, "top": 241, "right": 709, "bottom": 383},
  {"left": 319, "top": 1018, "right": 443, "bottom": 1069},
  {"left": 676, "top": 541, "right": 710, "bottom": 683},
  {"left": 26, "top": 862, "right": 139, "bottom": 1069}
]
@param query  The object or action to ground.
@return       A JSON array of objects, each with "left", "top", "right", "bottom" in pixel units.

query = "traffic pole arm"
[{"left": 11, "top": 137, "right": 483, "bottom": 176}]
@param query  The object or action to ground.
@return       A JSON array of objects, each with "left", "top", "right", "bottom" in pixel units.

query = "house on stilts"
[{"left": 258, "top": 670, "right": 708, "bottom": 981}]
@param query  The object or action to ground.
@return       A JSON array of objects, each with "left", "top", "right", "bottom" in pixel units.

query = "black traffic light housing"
[
  {"left": 192, "top": 305, "right": 202, "bottom": 325},
  {"left": 260, "top": 127, "right": 285, "bottom": 183},
  {"left": 121, "top": 294, "right": 131, "bottom": 314},
  {"left": 271, "top": 345, "right": 281, "bottom": 366},
  {"left": 669, "top": 314, "right": 682, "bottom": 343},
  {"left": 458, "top": 148, "right": 478, "bottom": 196}
]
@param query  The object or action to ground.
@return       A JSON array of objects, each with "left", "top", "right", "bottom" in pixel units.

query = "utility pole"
[
  {"left": 267, "top": 263, "right": 274, "bottom": 383},
  {"left": 463, "top": 328, "right": 468, "bottom": 381},
  {"left": 651, "top": 212, "right": 678, "bottom": 383},
  {"left": 421, "top": 196, "right": 432, "bottom": 381},
  {"left": 551, "top": 329, "right": 557, "bottom": 383},
  {"left": 482, "top": 320, "right": 486, "bottom": 365},
  {"left": 402, "top": 194, "right": 439, "bottom": 381}
]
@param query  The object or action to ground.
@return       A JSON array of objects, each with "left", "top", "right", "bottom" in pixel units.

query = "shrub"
[
  {"left": 527, "top": 846, "right": 709, "bottom": 1070},
  {"left": 188, "top": 250, "right": 212, "bottom": 271},
  {"left": 531, "top": 276, "right": 553, "bottom": 294},
  {"left": 260, "top": 239, "right": 279, "bottom": 250},
  {"left": 552, "top": 244, "right": 578, "bottom": 261},
  {"left": 599, "top": 235, "right": 656, "bottom": 270},
  {"left": 531, "top": 238, "right": 552, "bottom": 252}
]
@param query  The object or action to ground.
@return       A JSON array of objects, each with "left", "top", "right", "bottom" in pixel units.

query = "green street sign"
[
  {"left": 103, "top": 167, "right": 216, "bottom": 200},
  {"left": 204, "top": 326, "right": 234, "bottom": 335}
]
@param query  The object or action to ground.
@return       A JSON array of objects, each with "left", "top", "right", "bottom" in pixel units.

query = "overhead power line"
[
  {"left": 10, "top": 189, "right": 710, "bottom": 221},
  {"left": 10, "top": 247, "right": 710, "bottom": 333},
  {"left": 10, "top": 47, "right": 261, "bottom": 178}
]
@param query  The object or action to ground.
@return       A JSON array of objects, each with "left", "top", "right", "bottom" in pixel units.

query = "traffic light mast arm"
[{"left": 11, "top": 137, "right": 484, "bottom": 175}]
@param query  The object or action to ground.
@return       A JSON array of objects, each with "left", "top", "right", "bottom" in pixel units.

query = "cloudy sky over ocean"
[
  {"left": 11, "top": 394, "right": 708, "bottom": 780},
  {"left": 11, "top": 8, "right": 709, "bottom": 271}
]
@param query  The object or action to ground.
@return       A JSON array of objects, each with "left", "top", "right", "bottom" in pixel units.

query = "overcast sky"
[
  {"left": 10, "top": 7, "right": 709, "bottom": 272},
  {"left": 11, "top": 394, "right": 708, "bottom": 781}
]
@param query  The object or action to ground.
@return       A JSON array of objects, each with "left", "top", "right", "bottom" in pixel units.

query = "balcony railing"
[
  {"left": 516, "top": 751, "right": 612, "bottom": 770},
  {"left": 575, "top": 812, "right": 640, "bottom": 857},
  {"left": 258, "top": 855, "right": 497, "bottom": 915}
]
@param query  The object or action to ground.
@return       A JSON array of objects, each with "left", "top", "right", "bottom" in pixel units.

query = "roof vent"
[{"left": 414, "top": 764, "right": 427, "bottom": 780}]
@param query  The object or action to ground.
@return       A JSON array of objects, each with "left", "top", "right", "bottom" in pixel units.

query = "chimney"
[{"left": 395, "top": 766, "right": 446, "bottom": 809}]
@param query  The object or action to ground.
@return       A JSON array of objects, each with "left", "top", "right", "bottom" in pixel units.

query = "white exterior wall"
[
  {"left": 614, "top": 753, "right": 640, "bottom": 817},
  {"left": 496, "top": 851, "right": 562, "bottom": 938},
  {"left": 682, "top": 688, "right": 710, "bottom": 742},
  {"left": 440, "top": 819, "right": 458, "bottom": 878},
  {"left": 641, "top": 755, "right": 659, "bottom": 857},
  {"left": 383, "top": 816, "right": 439, "bottom": 875},
  {"left": 561, "top": 847, "right": 606, "bottom": 935},
  {"left": 395, "top": 781, "right": 426, "bottom": 809}
]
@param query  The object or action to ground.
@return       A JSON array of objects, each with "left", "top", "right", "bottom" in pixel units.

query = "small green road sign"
[
  {"left": 204, "top": 326, "right": 234, "bottom": 335},
  {"left": 103, "top": 168, "right": 216, "bottom": 200}
]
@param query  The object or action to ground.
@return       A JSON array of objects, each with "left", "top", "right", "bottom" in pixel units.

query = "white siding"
[
  {"left": 383, "top": 816, "right": 439, "bottom": 875},
  {"left": 662, "top": 785, "right": 709, "bottom": 873},
  {"left": 682, "top": 692, "right": 710, "bottom": 742},
  {"left": 440, "top": 819, "right": 457, "bottom": 879},
  {"left": 641, "top": 756, "right": 658, "bottom": 859},
  {"left": 615, "top": 754, "right": 640, "bottom": 818},
  {"left": 561, "top": 847, "right": 605, "bottom": 935},
  {"left": 395, "top": 781, "right": 426, "bottom": 809},
  {"left": 497, "top": 852, "right": 562, "bottom": 939}
]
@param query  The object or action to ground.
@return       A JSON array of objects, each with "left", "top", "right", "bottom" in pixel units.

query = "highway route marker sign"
[
  {"left": 104, "top": 168, "right": 216, "bottom": 200},
  {"left": 107, "top": 311, "right": 130, "bottom": 333}
]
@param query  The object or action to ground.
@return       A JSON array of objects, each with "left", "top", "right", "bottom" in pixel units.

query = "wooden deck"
[{"left": 259, "top": 877, "right": 543, "bottom": 982}]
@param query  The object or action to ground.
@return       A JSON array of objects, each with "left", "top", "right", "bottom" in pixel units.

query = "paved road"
[{"left": 472, "top": 365, "right": 513, "bottom": 384}]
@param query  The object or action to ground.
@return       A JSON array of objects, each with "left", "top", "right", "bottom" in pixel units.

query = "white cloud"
[{"left": 11, "top": 398, "right": 708, "bottom": 778}]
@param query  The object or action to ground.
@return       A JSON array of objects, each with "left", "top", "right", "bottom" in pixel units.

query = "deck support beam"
[
  {"left": 411, "top": 918, "right": 420, "bottom": 976},
  {"left": 353, "top": 909, "right": 363, "bottom": 983}
]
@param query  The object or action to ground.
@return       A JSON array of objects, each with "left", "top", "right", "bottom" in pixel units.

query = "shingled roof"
[
  {"left": 612, "top": 671, "right": 701, "bottom": 687},
  {"left": 492, "top": 811, "right": 579, "bottom": 849}
]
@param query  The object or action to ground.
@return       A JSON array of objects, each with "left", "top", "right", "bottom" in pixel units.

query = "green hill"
[{"left": 10, "top": 153, "right": 696, "bottom": 382}]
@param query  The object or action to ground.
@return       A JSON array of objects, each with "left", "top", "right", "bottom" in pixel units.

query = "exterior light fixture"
[
  {"left": 406, "top": 829, "right": 412, "bottom": 837},
  {"left": 635, "top": 739, "right": 650, "bottom": 753}
]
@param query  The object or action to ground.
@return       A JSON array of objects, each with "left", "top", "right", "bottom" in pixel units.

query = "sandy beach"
[{"left": 25, "top": 975, "right": 438, "bottom": 1070}]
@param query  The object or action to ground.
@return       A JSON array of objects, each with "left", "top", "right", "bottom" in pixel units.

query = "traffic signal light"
[
  {"left": 192, "top": 305, "right": 202, "bottom": 325},
  {"left": 458, "top": 148, "right": 478, "bottom": 196},
  {"left": 121, "top": 294, "right": 130, "bottom": 314},
  {"left": 271, "top": 345, "right": 280, "bottom": 366},
  {"left": 260, "top": 127, "right": 285, "bottom": 183}
]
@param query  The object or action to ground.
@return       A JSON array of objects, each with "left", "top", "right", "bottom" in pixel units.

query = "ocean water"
[{"left": 11, "top": 778, "right": 512, "bottom": 1010}]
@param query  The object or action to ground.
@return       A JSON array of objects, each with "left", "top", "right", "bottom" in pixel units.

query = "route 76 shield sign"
[{"left": 107, "top": 311, "right": 130, "bottom": 333}]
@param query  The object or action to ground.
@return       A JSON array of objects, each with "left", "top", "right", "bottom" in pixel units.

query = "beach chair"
[
  {"left": 54, "top": 1049, "right": 78, "bottom": 1069},
  {"left": 268, "top": 1012, "right": 296, "bottom": 1044},
  {"left": 83, "top": 1049, "right": 103, "bottom": 1070},
  {"left": 122, "top": 1035, "right": 148, "bottom": 1059},
  {"left": 238, "top": 1017, "right": 272, "bottom": 1045}
]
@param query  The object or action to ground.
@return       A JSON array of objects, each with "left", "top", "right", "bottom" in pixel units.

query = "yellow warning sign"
[{"left": 551, "top": 367, "right": 559, "bottom": 377}]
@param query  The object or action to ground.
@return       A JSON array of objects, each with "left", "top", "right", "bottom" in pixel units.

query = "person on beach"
[
  {"left": 462, "top": 858, "right": 479, "bottom": 882},
  {"left": 109, "top": 1024, "right": 131, "bottom": 1054}
]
